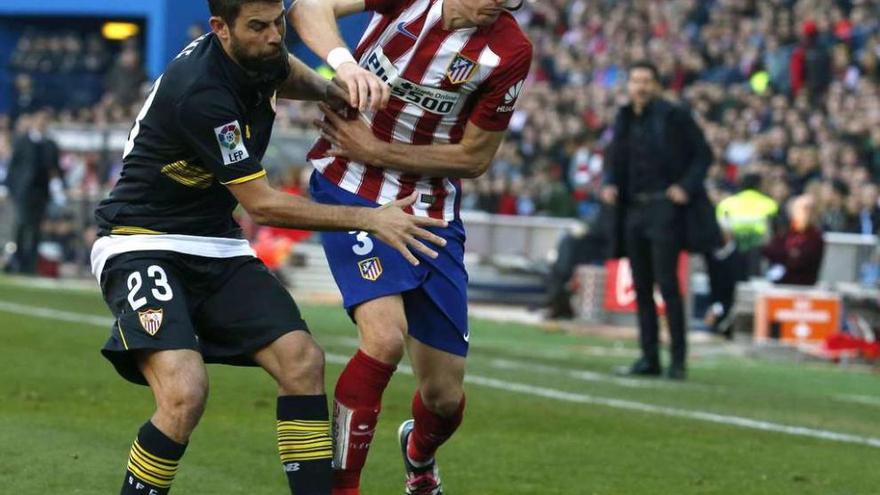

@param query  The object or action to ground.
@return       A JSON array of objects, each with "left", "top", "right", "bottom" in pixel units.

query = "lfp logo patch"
[
  {"left": 358, "top": 257, "right": 383, "bottom": 281},
  {"left": 217, "top": 124, "right": 240, "bottom": 150},
  {"left": 214, "top": 120, "right": 250, "bottom": 165},
  {"left": 446, "top": 54, "right": 478, "bottom": 85}
]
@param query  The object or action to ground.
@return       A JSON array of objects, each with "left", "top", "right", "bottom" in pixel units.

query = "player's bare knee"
[
  {"left": 276, "top": 340, "right": 325, "bottom": 394},
  {"left": 139, "top": 351, "right": 207, "bottom": 431},
  {"left": 359, "top": 329, "right": 406, "bottom": 365},
  {"left": 354, "top": 298, "right": 408, "bottom": 364},
  {"left": 419, "top": 384, "right": 464, "bottom": 417},
  {"left": 156, "top": 379, "right": 208, "bottom": 429}
]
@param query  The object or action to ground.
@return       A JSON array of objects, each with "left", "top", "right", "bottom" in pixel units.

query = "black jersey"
[{"left": 95, "top": 33, "right": 289, "bottom": 239}]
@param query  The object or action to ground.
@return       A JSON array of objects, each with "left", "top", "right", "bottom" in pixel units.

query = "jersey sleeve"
[
  {"left": 175, "top": 86, "right": 266, "bottom": 185},
  {"left": 469, "top": 41, "right": 533, "bottom": 132}
]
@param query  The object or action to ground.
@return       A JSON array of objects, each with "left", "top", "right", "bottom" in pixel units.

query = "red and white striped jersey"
[{"left": 307, "top": 0, "right": 533, "bottom": 220}]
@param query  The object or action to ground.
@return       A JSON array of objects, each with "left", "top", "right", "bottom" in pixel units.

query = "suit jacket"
[
  {"left": 605, "top": 98, "right": 722, "bottom": 257},
  {"left": 5, "top": 132, "right": 61, "bottom": 203}
]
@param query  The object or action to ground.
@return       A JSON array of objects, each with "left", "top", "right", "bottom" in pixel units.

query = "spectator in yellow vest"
[{"left": 716, "top": 173, "right": 779, "bottom": 279}]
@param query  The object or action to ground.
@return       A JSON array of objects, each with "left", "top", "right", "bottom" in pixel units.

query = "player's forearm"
[
  {"left": 278, "top": 56, "right": 331, "bottom": 101},
  {"left": 289, "top": 0, "right": 351, "bottom": 60},
  {"left": 250, "top": 189, "right": 373, "bottom": 231},
  {"left": 368, "top": 141, "right": 491, "bottom": 179}
]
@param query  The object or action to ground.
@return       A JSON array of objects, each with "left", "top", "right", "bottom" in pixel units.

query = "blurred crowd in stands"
[
  {"left": 3, "top": 0, "right": 880, "bottom": 277},
  {"left": 8, "top": 29, "right": 147, "bottom": 122},
  {"left": 494, "top": 0, "right": 880, "bottom": 235},
  {"left": 1, "top": 28, "right": 150, "bottom": 273}
]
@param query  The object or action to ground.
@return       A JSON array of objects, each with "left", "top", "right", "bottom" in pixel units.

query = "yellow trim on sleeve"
[
  {"left": 111, "top": 226, "right": 166, "bottom": 235},
  {"left": 161, "top": 160, "right": 214, "bottom": 189},
  {"left": 221, "top": 169, "right": 267, "bottom": 186}
]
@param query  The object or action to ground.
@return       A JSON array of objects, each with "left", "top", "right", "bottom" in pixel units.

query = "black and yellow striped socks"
[
  {"left": 120, "top": 421, "right": 186, "bottom": 494},
  {"left": 277, "top": 395, "right": 333, "bottom": 494}
]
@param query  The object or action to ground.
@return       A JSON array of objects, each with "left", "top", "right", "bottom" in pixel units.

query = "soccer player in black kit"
[{"left": 90, "top": 1, "right": 445, "bottom": 494}]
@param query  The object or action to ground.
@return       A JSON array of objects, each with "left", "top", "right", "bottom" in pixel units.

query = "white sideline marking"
[
  {"left": 0, "top": 276, "right": 100, "bottom": 293},
  {"left": 2, "top": 300, "right": 879, "bottom": 450},
  {"left": 835, "top": 395, "right": 880, "bottom": 408},
  {"left": 0, "top": 300, "right": 114, "bottom": 327},
  {"left": 572, "top": 346, "right": 640, "bottom": 358},
  {"left": 487, "top": 357, "right": 679, "bottom": 390},
  {"left": 463, "top": 375, "right": 880, "bottom": 449}
]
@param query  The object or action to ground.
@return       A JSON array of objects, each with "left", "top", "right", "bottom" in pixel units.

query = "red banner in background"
[{"left": 603, "top": 255, "right": 689, "bottom": 314}]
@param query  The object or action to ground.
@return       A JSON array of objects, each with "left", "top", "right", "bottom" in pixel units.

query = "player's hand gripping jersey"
[{"left": 308, "top": 0, "right": 532, "bottom": 221}]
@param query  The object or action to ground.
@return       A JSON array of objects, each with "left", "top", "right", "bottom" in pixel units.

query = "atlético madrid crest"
[
  {"left": 358, "top": 257, "right": 383, "bottom": 282},
  {"left": 138, "top": 309, "right": 164, "bottom": 336},
  {"left": 446, "top": 53, "right": 478, "bottom": 85}
]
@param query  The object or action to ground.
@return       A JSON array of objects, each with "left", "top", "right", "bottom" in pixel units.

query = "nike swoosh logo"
[
  {"left": 463, "top": 331, "right": 470, "bottom": 343},
  {"left": 396, "top": 22, "right": 418, "bottom": 41}
]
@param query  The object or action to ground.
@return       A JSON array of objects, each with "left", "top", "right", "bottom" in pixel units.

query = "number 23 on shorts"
[{"left": 127, "top": 265, "right": 174, "bottom": 311}]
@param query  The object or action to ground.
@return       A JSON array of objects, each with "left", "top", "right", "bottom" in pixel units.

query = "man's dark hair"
[
  {"left": 628, "top": 60, "right": 660, "bottom": 82},
  {"left": 208, "top": 0, "right": 280, "bottom": 25},
  {"left": 739, "top": 173, "right": 763, "bottom": 192}
]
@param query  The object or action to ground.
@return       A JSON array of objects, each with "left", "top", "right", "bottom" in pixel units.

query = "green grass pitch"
[{"left": 0, "top": 275, "right": 878, "bottom": 494}]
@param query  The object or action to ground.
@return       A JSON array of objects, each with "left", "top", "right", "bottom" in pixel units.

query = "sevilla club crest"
[{"left": 138, "top": 309, "right": 164, "bottom": 336}]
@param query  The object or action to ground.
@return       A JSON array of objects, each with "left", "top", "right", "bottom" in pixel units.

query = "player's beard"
[{"left": 231, "top": 38, "right": 290, "bottom": 85}]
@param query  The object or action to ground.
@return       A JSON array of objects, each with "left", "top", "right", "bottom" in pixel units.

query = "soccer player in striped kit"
[{"left": 290, "top": 1, "right": 531, "bottom": 493}]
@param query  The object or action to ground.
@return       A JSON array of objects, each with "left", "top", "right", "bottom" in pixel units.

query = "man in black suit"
[
  {"left": 4, "top": 110, "right": 62, "bottom": 274},
  {"left": 601, "top": 61, "right": 718, "bottom": 380}
]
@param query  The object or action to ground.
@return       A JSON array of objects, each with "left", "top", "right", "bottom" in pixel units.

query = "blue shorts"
[{"left": 309, "top": 171, "right": 469, "bottom": 357}]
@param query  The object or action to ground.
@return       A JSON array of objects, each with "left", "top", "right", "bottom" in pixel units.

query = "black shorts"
[{"left": 98, "top": 251, "right": 308, "bottom": 385}]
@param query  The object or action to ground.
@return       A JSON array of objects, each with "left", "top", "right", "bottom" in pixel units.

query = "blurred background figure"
[
  {"left": 716, "top": 173, "right": 779, "bottom": 280},
  {"left": 762, "top": 194, "right": 825, "bottom": 286},
  {"left": 187, "top": 23, "right": 206, "bottom": 42},
  {"left": 845, "top": 183, "right": 880, "bottom": 235},
  {"left": 3, "top": 110, "right": 63, "bottom": 275},
  {"left": 702, "top": 239, "right": 738, "bottom": 338},
  {"left": 602, "top": 61, "right": 718, "bottom": 380},
  {"left": 103, "top": 44, "right": 147, "bottom": 107},
  {"left": 544, "top": 209, "right": 612, "bottom": 320}
]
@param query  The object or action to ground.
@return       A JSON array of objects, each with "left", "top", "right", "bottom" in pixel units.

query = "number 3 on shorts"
[
  {"left": 127, "top": 265, "right": 174, "bottom": 311},
  {"left": 349, "top": 231, "right": 374, "bottom": 256}
]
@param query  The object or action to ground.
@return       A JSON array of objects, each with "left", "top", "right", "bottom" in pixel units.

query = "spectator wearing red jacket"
[{"left": 762, "top": 195, "right": 825, "bottom": 285}]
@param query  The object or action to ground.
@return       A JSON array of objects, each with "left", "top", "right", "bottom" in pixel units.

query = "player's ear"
[{"left": 209, "top": 16, "right": 231, "bottom": 41}]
